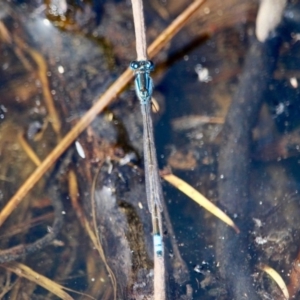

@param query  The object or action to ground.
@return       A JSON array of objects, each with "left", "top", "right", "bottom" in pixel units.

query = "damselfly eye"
[
  {"left": 130, "top": 61, "right": 139, "bottom": 70},
  {"left": 145, "top": 60, "right": 154, "bottom": 70}
]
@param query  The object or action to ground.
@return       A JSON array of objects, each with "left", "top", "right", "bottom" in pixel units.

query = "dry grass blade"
[
  {"left": 13, "top": 35, "right": 62, "bottom": 135},
  {"left": 259, "top": 263, "right": 289, "bottom": 299},
  {"left": 0, "top": 21, "right": 12, "bottom": 43},
  {"left": 162, "top": 174, "right": 240, "bottom": 233},
  {"left": 68, "top": 170, "right": 85, "bottom": 225},
  {"left": 0, "top": 0, "right": 206, "bottom": 227},
  {"left": 1, "top": 262, "right": 74, "bottom": 300},
  {"left": 17, "top": 132, "right": 42, "bottom": 167},
  {"left": 29, "top": 47, "right": 62, "bottom": 135}
]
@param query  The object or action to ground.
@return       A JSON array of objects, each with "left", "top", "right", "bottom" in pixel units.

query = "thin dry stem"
[
  {"left": 1, "top": 262, "right": 74, "bottom": 300},
  {"left": 148, "top": 0, "right": 206, "bottom": 58},
  {"left": 131, "top": 0, "right": 148, "bottom": 60},
  {"left": 154, "top": 255, "right": 166, "bottom": 299},
  {"left": 131, "top": 0, "right": 166, "bottom": 298}
]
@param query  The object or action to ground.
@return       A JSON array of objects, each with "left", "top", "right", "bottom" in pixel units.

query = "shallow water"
[{"left": 1, "top": 0, "right": 300, "bottom": 299}]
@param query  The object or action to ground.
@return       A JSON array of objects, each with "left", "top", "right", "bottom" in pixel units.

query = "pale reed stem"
[
  {"left": 131, "top": 0, "right": 148, "bottom": 60},
  {"left": 130, "top": 0, "right": 166, "bottom": 299}
]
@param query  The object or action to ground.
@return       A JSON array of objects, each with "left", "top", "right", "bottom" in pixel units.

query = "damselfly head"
[{"left": 130, "top": 60, "right": 154, "bottom": 72}]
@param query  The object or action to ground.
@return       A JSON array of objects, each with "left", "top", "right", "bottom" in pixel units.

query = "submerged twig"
[
  {"left": 217, "top": 25, "right": 283, "bottom": 300},
  {"left": 0, "top": 148, "right": 70, "bottom": 265},
  {"left": 0, "top": 184, "right": 63, "bottom": 264}
]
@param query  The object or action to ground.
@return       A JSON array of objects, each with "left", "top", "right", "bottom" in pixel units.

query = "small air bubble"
[
  {"left": 58, "top": 65, "right": 64, "bottom": 74},
  {"left": 290, "top": 77, "right": 298, "bottom": 88},
  {"left": 43, "top": 19, "right": 51, "bottom": 26},
  {"left": 203, "top": 7, "right": 210, "bottom": 14}
]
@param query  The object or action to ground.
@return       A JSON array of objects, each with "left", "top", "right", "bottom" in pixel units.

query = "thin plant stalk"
[{"left": 130, "top": 0, "right": 168, "bottom": 298}]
